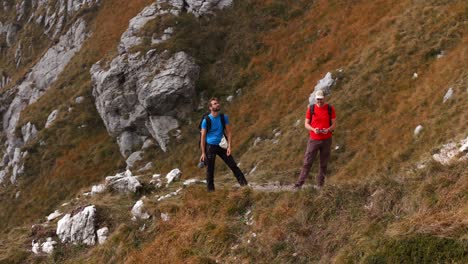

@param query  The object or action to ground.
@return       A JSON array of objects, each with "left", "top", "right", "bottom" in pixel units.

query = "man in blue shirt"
[{"left": 200, "top": 98, "right": 248, "bottom": 192}]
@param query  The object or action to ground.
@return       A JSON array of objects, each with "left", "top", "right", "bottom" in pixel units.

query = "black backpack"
[
  {"left": 198, "top": 113, "right": 227, "bottom": 147},
  {"left": 309, "top": 104, "right": 333, "bottom": 126}
]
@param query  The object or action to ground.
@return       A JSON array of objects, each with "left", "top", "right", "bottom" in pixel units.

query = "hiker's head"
[
  {"left": 315, "top": 90, "right": 325, "bottom": 106},
  {"left": 208, "top": 97, "right": 221, "bottom": 112}
]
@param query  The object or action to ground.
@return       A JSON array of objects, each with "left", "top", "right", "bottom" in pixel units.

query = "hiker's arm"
[
  {"left": 304, "top": 118, "right": 317, "bottom": 133},
  {"left": 225, "top": 124, "right": 232, "bottom": 156},
  {"left": 200, "top": 128, "right": 207, "bottom": 161},
  {"left": 328, "top": 119, "right": 337, "bottom": 132}
]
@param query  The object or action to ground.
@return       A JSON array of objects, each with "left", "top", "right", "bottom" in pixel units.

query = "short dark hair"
[{"left": 208, "top": 97, "right": 219, "bottom": 108}]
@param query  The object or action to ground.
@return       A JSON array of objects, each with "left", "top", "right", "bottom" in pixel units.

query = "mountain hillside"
[{"left": 0, "top": 0, "right": 466, "bottom": 263}]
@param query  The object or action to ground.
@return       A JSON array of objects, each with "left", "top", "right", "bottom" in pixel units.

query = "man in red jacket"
[{"left": 295, "top": 90, "right": 336, "bottom": 189}]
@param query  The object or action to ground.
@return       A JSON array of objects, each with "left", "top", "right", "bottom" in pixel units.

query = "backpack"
[
  {"left": 309, "top": 104, "right": 333, "bottom": 126},
  {"left": 198, "top": 113, "right": 227, "bottom": 147}
]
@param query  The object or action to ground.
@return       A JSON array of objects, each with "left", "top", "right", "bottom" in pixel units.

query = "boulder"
[
  {"left": 161, "top": 213, "right": 170, "bottom": 222},
  {"left": 126, "top": 151, "right": 144, "bottom": 169},
  {"left": 91, "top": 51, "right": 199, "bottom": 155},
  {"left": 41, "top": 238, "right": 57, "bottom": 254},
  {"left": 91, "top": 184, "right": 106, "bottom": 195},
  {"left": 105, "top": 170, "right": 141, "bottom": 193},
  {"left": 443, "top": 87, "right": 454, "bottom": 103},
  {"left": 46, "top": 210, "right": 62, "bottom": 222},
  {"left": 97, "top": 227, "right": 109, "bottom": 245},
  {"left": 75, "top": 96, "right": 85, "bottom": 104},
  {"left": 45, "top": 109, "right": 59, "bottom": 128},
  {"left": 131, "top": 200, "right": 150, "bottom": 220},
  {"left": 56, "top": 205, "right": 97, "bottom": 246},
  {"left": 414, "top": 125, "right": 423, "bottom": 137},
  {"left": 32, "top": 240, "right": 41, "bottom": 254},
  {"left": 166, "top": 168, "right": 182, "bottom": 185}
]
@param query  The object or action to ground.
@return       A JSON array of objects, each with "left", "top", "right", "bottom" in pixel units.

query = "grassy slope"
[
  {"left": 0, "top": 0, "right": 466, "bottom": 262},
  {"left": 124, "top": 0, "right": 467, "bottom": 262}
]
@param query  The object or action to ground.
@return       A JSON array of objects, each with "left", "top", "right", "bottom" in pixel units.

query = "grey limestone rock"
[
  {"left": 105, "top": 170, "right": 141, "bottom": 193},
  {"left": 45, "top": 109, "right": 59, "bottom": 128},
  {"left": 185, "top": 0, "right": 233, "bottom": 17},
  {"left": 56, "top": 205, "right": 97, "bottom": 246},
  {"left": 0, "top": 19, "right": 89, "bottom": 184},
  {"left": 91, "top": 51, "right": 199, "bottom": 155}
]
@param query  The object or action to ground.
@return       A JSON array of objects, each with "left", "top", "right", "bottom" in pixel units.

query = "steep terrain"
[{"left": 0, "top": 0, "right": 466, "bottom": 263}]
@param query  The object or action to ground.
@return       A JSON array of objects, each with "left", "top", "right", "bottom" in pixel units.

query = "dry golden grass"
[{"left": 0, "top": 0, "right": 466, "bottom": 262}]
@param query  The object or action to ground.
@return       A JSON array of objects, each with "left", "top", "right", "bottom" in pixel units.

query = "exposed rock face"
[
  {"left": 91, "top": 51, "right": 199, "bottom": 156},
  {"left": 308, "top": 72, "right": 335, "bottom": 105},
  {"left": 21, "top": 122, "right": 38, "bottom": 143},
  {"left": 26, "top": 0, "right": 100, "bottom": 37},
  {"left": 56, "top": 205, "right": 97, "bottom": 246},
  {"left": 0, "top": 22, "right": 19, "bottom": 46},
  {"left": 0, "top": 72, "right": 11, "bottom": 89},
  {"left": 118, "top": 1, "right": 183, "bottom": 54},
  {"left": 185, "top": 0, "right": 233, "bottom": 17},
  {"left": 0, "top": 19, "right": 89, "bottom": 184},
  {"left": 91, "top": 0, "right": 234, "bottom": 157},
  {"left": 105, "top": 170, "right": 141, "bottom": 193}
]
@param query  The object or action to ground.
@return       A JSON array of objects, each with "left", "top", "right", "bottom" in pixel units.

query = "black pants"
[{"left": 205, "top": 144, "right": 247, "bottom": 191}]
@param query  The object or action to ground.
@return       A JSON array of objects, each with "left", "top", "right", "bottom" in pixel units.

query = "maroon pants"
[{"left": 297, "top": 138, "right": 332, "bottom": 186}]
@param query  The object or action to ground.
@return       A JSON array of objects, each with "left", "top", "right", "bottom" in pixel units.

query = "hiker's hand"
[
  {"left": 311, "top": 127, "right": 317, "bottom": 133},
  {"left": 200, "top": 154, "right": 206, "bottom": 162},
  {"left": 227, "top": 147, "right": 231, "bottom": 156}
]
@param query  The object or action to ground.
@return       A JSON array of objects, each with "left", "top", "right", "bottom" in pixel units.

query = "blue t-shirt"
[{"left": 201, "top": 114, "right": 230, "bottom": 145}]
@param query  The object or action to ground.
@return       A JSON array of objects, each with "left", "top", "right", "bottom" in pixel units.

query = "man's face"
[
  {"left": 210, "top": 100, "right": 221, "bottom": 112},
  {"left": 316, "top": 98, "right": 325, "bottom": 106}
]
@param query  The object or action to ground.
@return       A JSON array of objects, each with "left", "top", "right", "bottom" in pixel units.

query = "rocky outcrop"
[
  {"left": 118, "top": 1, "right": 183, "bottom": 54},
  {"left": 0, "top": 19, "right": 89, "bottom": 184},
  {"left": 308, "top": 72, "right": 335, "bottom": 105},
  {"left": 0, "top": 72, "right": 11, "bottom": 89},
  {"left": 91, "top": 51, "right": 199, "bottom": 156},
  {"left": 0, "top": 22, "right": 19, "bottom": 47},
  {"left": 56, "top": 205, "right": 97, "bottom": 246},
  {"left": 185, "top": 0, "right": 233, "bottom": 17},
  {"left": 25, "top": 0, "right": 100, "bottom": 37},
  {"left": 91, "top": 0, "right": 235, "bottom": 157}
]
